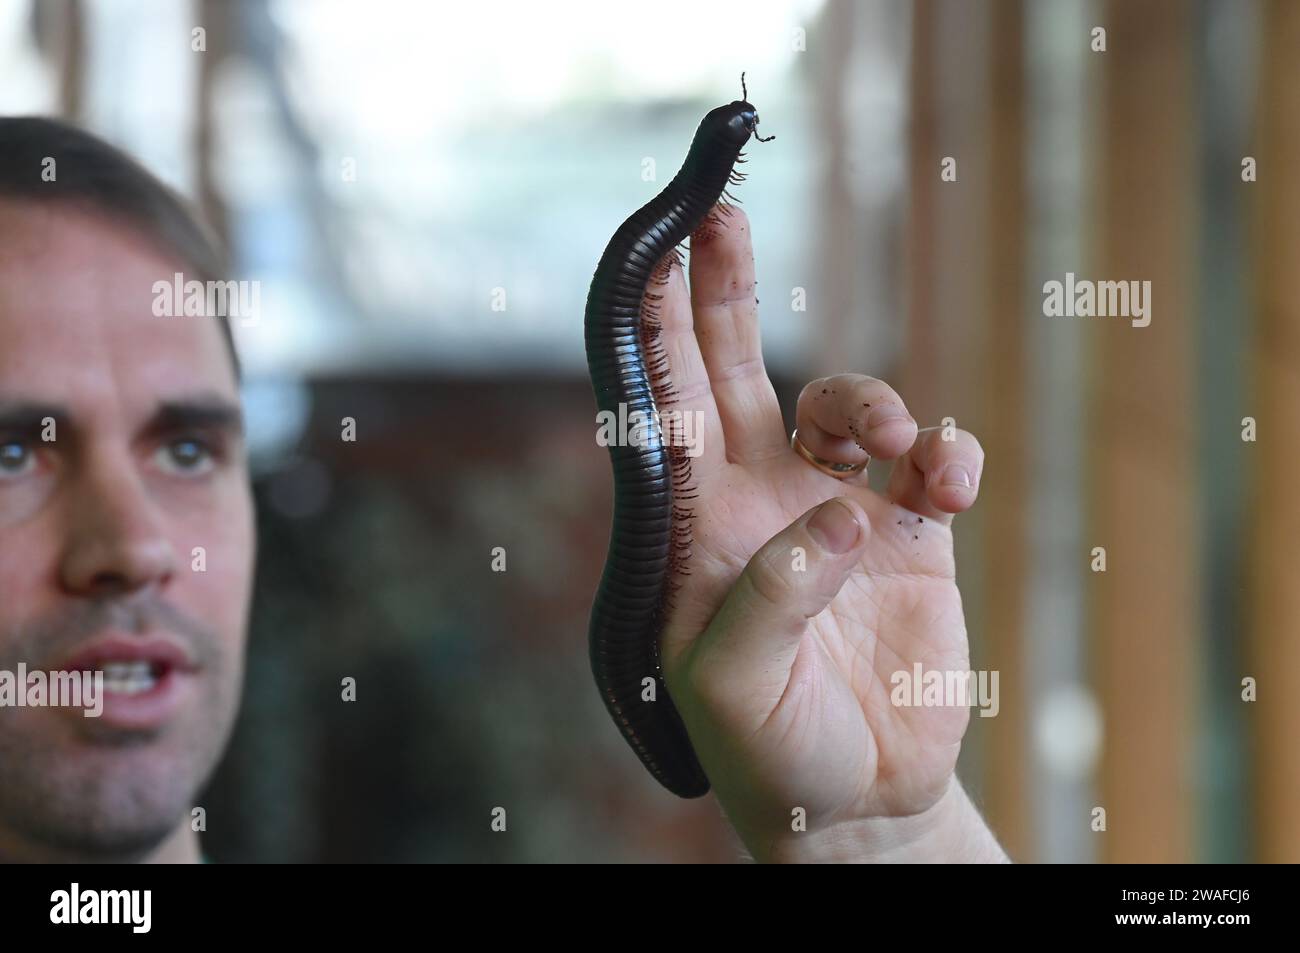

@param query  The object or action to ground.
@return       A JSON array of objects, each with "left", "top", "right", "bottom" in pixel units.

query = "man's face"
[{"left": 0, "top": 200, "right": 254, "bottom": 861}]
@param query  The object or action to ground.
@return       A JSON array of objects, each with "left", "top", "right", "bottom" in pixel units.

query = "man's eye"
[
  {"left": 155, "top": 437, "right": 215, "bottom": 475},
  {"left": 0, "top": 440, "right": 36, "bottom": 477}
]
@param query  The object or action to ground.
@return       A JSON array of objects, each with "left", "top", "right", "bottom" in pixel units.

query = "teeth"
[{"left": 99, "top": 661, "right": 157, "bottom": 695}]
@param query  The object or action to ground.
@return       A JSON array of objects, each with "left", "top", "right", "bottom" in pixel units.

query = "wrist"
[{"left": 746, "top": 779, "right": 1010, "bottom": 864}]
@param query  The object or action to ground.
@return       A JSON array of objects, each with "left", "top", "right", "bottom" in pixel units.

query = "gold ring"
[{"left": 790, "top": 429, "right": 869, "bottom": 478}]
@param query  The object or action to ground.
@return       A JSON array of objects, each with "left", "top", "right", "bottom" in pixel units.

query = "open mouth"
[
  {"left": 98, "top": 660, "right": 169, "bottom": 696},
  {"left": 52, "top": 635, "right": 199, "bottom": 728}
]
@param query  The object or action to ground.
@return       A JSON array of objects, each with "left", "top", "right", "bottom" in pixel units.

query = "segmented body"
[{"left": 583, "top": 95, "right": 764, "bottom": 798}]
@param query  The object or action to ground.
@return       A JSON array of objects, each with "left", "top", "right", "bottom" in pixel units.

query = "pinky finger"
[{"left": 883, "top": 427, "right": 984, "bottom": 523}]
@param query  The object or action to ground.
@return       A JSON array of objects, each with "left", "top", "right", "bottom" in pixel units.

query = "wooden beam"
[
  {"left": 903, "top": 0, "right": 941, "bottom": 425},
  {"left": 1246, "top": 0, "right": 1300, "bottom": 863},
  {"left": 1089, "top": 0, "right": 1198, "bottom": 863},
  {"left": 980, "top": 0, "right": 1030, "bottom": 861}
]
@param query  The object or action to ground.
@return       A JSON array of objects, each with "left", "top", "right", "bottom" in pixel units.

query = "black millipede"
[{"left": 583, "top": 75, "right": 773, "bottom": 798}]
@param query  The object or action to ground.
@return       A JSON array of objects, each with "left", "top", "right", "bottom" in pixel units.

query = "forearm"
[{"left": 744, "top": 779, "right": 1010, "bottom": 864}]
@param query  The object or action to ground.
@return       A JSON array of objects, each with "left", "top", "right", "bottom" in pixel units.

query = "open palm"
[{"left": 651, "top": 208, "right": 986, "bottom": 854}]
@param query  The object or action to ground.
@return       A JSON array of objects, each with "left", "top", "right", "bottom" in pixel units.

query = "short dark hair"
[{"left": 0, "top": 116, "right": 240, "bottom": 379}]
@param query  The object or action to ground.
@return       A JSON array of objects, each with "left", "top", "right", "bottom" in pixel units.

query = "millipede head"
[
  {"left": 735, "top": 71, "right": 775, "bottom": 143},
  {"left": 701, "top": 72, "right": 776, "bottom": 147},
  {"left": 705, "top": 101, "right": 760, "bottom": 147}
]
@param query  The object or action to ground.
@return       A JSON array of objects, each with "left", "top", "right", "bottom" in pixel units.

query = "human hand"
[{"left": 656, "top": 206, "right": 1006, "bottom": 863}]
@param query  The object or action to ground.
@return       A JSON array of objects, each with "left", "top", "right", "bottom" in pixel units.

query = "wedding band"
[{"left": 790, "top": 429, "right": 869, "bottom": 478}]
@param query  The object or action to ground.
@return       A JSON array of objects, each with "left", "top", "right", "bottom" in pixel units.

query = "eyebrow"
[
  {"left": 0, "top": 395, "right": 244, "bottom": 440},
  {"left": 148, "top": 398, "right": 245, "bottom": 436},
  {"left": 0, "top": 401, "right": 64, "bottom": 433}
]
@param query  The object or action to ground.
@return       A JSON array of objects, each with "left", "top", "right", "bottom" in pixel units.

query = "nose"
[{"left": 59, "top": 448, "right": 177, "bottom": 597}]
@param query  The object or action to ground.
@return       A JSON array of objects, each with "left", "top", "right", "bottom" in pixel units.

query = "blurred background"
[{"left": 1, "top": 0, "right": 1295, "bottom": 862}]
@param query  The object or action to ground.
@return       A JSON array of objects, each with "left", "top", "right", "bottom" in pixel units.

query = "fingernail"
[
  {"left": 807, "top": 498, "right": 862, "bottom": 554},
  {"left": 867, "top": 404, "right": 910, "bottom": 430},
  {"left": 940, "top": 465, "right": 972, "bottom": 488}
]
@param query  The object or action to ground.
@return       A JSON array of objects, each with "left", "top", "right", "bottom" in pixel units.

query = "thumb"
[{"left": 688, "top": 496, "right": 869, "bottom": 700}]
